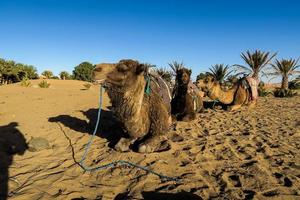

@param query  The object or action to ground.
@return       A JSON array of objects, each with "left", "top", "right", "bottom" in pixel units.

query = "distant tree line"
[
  {"left": 0, "top": 58, "right": 39, "bottom": 84},
  {"left": 1, "top": 50, "right": 299, "bottom": 95},
  {"left": 0, "top": 58, "right": 95, "bottom": 85}
]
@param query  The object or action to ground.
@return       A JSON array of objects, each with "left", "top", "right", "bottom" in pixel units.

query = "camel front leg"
[
  {"left": 114, "top": 137, "right": 136, "bottom": 152},
  {"left": 228, "top": 104, "right": 242, "bottom": 111}
]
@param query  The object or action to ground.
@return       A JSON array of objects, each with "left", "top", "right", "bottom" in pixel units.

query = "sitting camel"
[
  {"left": 198, "top": 76, "right": 257, "bottom": 111},
  {"left": 92, "top": 59, "right": 172, "bottom": 153},
  {"left": 171, "top": 68, "right": 203, "bottom": 121}
]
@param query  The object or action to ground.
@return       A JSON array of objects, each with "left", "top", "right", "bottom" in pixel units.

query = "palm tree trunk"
[{"left": 281, "top": 75, "right": 289, "bottom": 90}]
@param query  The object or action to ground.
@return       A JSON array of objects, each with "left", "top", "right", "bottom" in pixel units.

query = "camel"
[
  {"left": 172, "top": 68, "right": 203, "bottom": 121},
  {"left": 92, "top": 59, "right": 172, "bottom": 153},
  {"left": 198, "top": 76, "right": 256, "bottom": 111}
]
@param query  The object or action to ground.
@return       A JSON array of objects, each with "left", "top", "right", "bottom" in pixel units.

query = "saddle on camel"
[{"left": 92, "top": 59, "right": 172, "bottom": 153}]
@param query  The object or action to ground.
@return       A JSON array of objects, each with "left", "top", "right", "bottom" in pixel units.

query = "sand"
[{"left": 0, "top": 79, "right": 299, "bottom": 200}]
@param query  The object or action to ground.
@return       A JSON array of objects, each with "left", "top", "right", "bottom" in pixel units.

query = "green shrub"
[
  {"left": 289, "top": 80, "right": 300, "bottom": 90},
  {"left": 38, "top": 80, "right": 51, "bottom": 88},
  {"left": 257, "top": 81, "right": 272, "bottom": 97},
  {"left": 258, "top": 87, "right": 268, "bottom": 97},
  {"left": 273, "top": 88, "right": 297, "bottom": 98},
  {"left": 83, "top": 83, "right": 92, "bottom": 90},
  {"left": 20, "top": 78, "right": 31, "bottom": 87}
]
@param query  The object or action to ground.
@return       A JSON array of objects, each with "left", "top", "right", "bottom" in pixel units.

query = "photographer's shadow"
[
  {"left": 0, "top": 122, "right": 28, "bottom": 200},
  {"left": 48, "top": 108, "right": 124, "bottom": 148}
]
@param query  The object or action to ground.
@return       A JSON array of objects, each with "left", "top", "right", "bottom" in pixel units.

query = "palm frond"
[
  {"left": 235, "top": 50, "right": 277, "bottom": 78},
  {"left": 168, "top": 61, "right": 185, "bottom": 73},
  {"left": 207, "top": 64, "right": 232, "bottom": 83}
]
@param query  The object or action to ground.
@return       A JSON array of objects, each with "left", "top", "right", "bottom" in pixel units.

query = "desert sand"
[{"left": 0, "top": 80, "right": 299, "bottom": 200}]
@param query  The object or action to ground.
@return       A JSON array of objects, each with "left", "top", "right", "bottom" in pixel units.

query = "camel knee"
[{"left": 114, "top": 138, "right": 135, "bottom": 152}]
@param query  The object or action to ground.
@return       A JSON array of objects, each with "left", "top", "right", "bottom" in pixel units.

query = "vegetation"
[
  {"left": 168, "top": 61, "right": 185, "bottom": 73},
  {"left": 154, "top": 67, "right": 174, "bottom": 85},
  {"left": 208, "top": 64, "right": 232, "bottom": 84},
  {"left": 59, "top": 71, "right": 71, "bottom": 80},
  {"left": 226, "top": 75, "right": 238, "bottom": 84},
  {"left": 38, "top": 80, "right": 51, "bottom": 88},
  {"left": 83, "top": 83, "right": 92, "bottom": 90},
  {"left": 196, "top": 72, "right": 207, "bottom": 81},
  {"left": 257, "top": 82, "right": 272, "bottom": 97},
  {"left": 289, "top": 76, "right": 300, "bottom": 90},
  {"left": 269, "top": 58, "right": 300, "bottom": 90},
  {"left": 273, "top": 88, "right": 297, "bottom": 98},
  {"left": 234, "top": 50, "right": 277, "bottom": 79},
  {"left": 0, "top": 58, "right": 38, "bottom": 84},
  {"left": 20, "top": 78, "right": 32, "bottom": 87},
  {"left": 73, "top": 62, "right": 94, "bottom": 82},
  {"left": 41, "top": 70, "right": 54, "bottom": 79}
]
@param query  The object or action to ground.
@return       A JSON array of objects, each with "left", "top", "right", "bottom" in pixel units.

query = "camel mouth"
[
  {"left": 92, "top": 79, "right": 106, "bottom": 85},
  {"left": 106, "top": 77, "right": 124, "bottom": 87}
]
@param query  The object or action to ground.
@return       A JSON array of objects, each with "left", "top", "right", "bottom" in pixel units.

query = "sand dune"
[{"left": 0, "top": 80, "right": 299, "bottom": 200}]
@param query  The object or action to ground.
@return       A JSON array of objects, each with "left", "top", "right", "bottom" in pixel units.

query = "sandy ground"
[{"left": 0, "top": 80, "right": 299, "bottom": 200}]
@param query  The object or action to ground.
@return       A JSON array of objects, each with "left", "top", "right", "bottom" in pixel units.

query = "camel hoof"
[
  {"left": 114, "top": 138, "right": 131, "bottom": 152},
  {"left": 138, "top": 144, "right": 154, "bottom": 153},
  {"left": 138, "top": 140, "right": 171, "bottom": 153}
]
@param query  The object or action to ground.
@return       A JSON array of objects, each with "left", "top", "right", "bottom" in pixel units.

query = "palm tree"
[
  {"left": 226, "top": 74, "right": 238, "bottom": 84},
  {"left": 59, "top": 71, "right": 71, "bottom": 80},
  {"left": 208, "top": 64, "right": 232, "bottom": 84},
  {"left": 42, "top": 70, "right": 54, "bottom": 79},
  {"left": 269, "top": 58, "right": 300, "bottom": 90},
  {"left": 234, "top": 50, "right": 277, "bottom": 79},
  {"left": 154, "top": 67, "right": 174, "bottom": 84},
  {"left": 168, "top": 61, "right": 185, "bottom": 74}
]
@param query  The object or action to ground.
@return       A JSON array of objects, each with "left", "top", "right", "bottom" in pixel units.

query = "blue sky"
[{"left": 0, "top": 0, "right": 300, "bottom": 81}]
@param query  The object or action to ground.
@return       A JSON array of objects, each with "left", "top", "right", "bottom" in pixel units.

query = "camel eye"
[{"left": 117, "top": 64, "right": 129, "bottom": 73}]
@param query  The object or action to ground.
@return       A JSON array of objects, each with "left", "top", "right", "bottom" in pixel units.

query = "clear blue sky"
[{"left": 1, "top": 0, "right": 300, "bottom": 80}]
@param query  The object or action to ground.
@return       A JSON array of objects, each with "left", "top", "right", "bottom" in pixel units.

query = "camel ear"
[
  {"left": 188, "top": 69, "right": 192, "bottom": 76},
  {"left": 136, "top": 64, "right": 146, "bottom": 74}
]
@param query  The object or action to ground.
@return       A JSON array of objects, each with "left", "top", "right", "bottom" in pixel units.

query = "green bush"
[
  {"left": 273, "top": 88, "right": 297, "bottom": 98},
  {"left": 73, "top": 62, "right": 94, "bottom": 82},
  {"left": 20, "top": 78, "right": 31, "bottom": 87},
  {"left": 257, "top": 81, "right": 272, "bottom": 97},
  {"left": 83, "top": 83, "right": 92, "bottom": 90},
  {"left": 289, "top": 80, "right": 300, "bottom": 90},
  {"left": 38, "top": 80, "right": 51, "bottom": 88}
]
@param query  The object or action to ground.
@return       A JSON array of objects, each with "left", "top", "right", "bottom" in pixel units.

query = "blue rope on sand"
[{"left": 79, "top": 85, "right": 179, "bottom": 182}]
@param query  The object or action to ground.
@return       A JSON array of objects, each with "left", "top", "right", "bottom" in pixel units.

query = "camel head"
[
  {"left": 175, "top": 68, "right": 192, "bottom": 85},
  {"left": 199, "top": 76, "right": 218, "bottom": 95},
  {"left": 92, "top": 59, "right": 147, "bottom": 89}
]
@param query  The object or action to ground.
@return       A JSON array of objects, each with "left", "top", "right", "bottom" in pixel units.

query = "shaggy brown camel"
[
  {"left": 199, "top": 76, "right": 255, "bottom": 111},
  {"left": 171, "top": 68, "right": 203, "bottom": 121},
  {"left": 92, "top": 59, "right": 172, "bottom": 153}
]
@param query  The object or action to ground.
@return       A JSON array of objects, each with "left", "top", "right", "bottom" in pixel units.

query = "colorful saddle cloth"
[
  {"left": 148, "top": 71, "right": 172, "bottom": 105},
  {"left": 241, "top": 76, "right": 259, "bottom": 100},
  {"left": 188, "top": 81, "right": 202, "bottom": 112}
]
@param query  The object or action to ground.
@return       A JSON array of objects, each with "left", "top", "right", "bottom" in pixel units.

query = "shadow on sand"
[
  {"left": 48, "top": 108, "right": 125, "bottom": 148},
  {"left": 114, "top": 191, "right": 202, "bottom": 200},
  {"left": 0, "top": 122, "right": 28, "bottom": 200},
  {"left": 203, "top": 100, "right": 227, "bottom": 110}
]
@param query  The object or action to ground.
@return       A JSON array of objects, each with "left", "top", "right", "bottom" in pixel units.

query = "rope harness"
[{"left": 79, "top": 85, "right": 179, "bottom": 182}]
